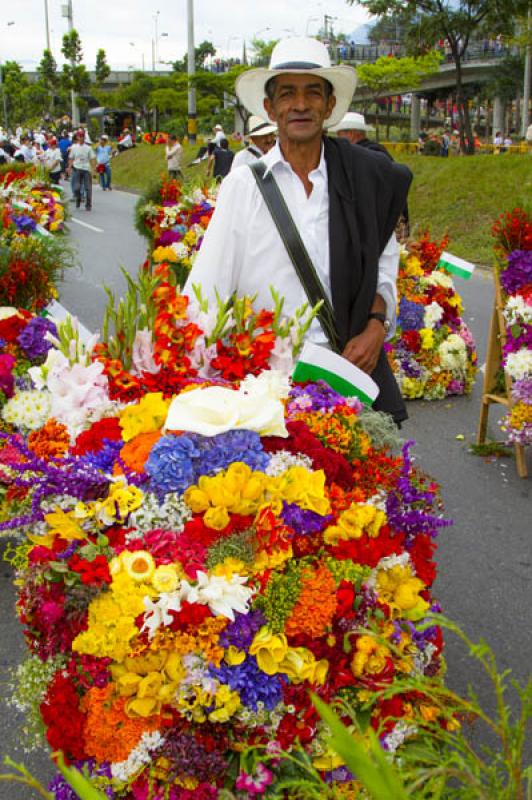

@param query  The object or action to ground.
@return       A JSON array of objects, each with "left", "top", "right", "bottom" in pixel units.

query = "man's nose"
[{"left": 292, "top": 90, "right": 310, "bottom": 110}]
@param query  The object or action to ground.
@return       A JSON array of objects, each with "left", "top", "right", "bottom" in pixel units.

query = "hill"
[{"left": 111, "top": 143, "right": 531, "bottom": 266}]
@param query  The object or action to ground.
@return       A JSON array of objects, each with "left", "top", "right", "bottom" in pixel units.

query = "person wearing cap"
[
  {"left": 117, "top": 128, "right": 134, "bottom": 152},
  {"left": 95, "top": 134, "right": 113, "bottom": 190},
  {"left": 329, "top": 111, "right": 391, "bottom": 159},
  {"left": 185, "top": 36, "right": 412, "bottom": 424},
  {"left": 68, "top": 130, "right": 96, "bottom": 210},
  {"left": 212, "top": 124, "right": 226, "bottom": 147},
  {"left": 231, "top": 115, "right": 277, "bottom": 171},
  {"left": 43, "top": 136, "right": 62, "bottom": 183}
]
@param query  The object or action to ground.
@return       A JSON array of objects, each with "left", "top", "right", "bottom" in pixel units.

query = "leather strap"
[{"left": 250, "top": 160, "right": 340, "bottom": 353}]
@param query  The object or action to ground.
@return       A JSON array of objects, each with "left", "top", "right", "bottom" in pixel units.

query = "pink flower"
[
  {"left": 0, "top": 353, "right": 16, "bottom": 399},
  {"left": 236, "top": 763, "right": 274, "bottom": 795},
  {"left": 132, "top": 329, "right": 160, "bottom": 375},
  {"left": 40, "top": 600, "right": 64, "bottom": 625}
]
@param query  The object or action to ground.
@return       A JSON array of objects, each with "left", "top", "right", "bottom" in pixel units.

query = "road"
[{"left": 0, "top": 186, "right": 530, "bottom": 797}]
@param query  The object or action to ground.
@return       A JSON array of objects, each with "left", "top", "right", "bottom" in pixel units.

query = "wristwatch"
[{"left": 368, "top": 312, "right": 391, "bottom": 333}]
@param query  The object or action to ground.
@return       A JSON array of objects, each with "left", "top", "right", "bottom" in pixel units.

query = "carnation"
[{"left": 423, "top": 301, "right": 444, "bottom": 330}]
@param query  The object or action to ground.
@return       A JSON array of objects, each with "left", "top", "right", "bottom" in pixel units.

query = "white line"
[{"left": 71, "top": 217, "right": 104, "bottom": 233}]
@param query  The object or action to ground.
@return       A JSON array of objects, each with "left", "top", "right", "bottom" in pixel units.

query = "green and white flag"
[
  {"left": 437, "top": 251, "right": 476, "bottom": 280},
  {"left": 292, "top": 342, "right": 379, "bottom": 406}
]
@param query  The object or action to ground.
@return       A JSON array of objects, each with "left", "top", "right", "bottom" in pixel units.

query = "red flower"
[
  {"left": 72, "top": 417, "right": 122, "bottom": 455},
  {"left": 40, "top": 671, "right": 88, "bottom": 762},
  {"left": 68, "top": 554, "right": 112, "bottom": 586}
]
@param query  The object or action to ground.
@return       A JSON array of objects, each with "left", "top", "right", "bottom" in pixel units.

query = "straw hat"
[
  {"left": 236, "top": 37, "right": 357, "bottom": 129},
  {"left": 328, "top": 111, "right": 374, "bottom": 133},
  {"left": 247, "top": 115, "right": 277, "bottom": 137}
]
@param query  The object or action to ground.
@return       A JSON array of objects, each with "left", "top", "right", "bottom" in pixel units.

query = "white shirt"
[
  {"left": 43, "top": 146, "right": 62, "bottom": 171},
  {"left": 231, "top": 144, "right": 265, "bottom": 171},
  {"left": 185, "top": 141, "right": 399, "bottom": 345},
  {"left": 166, "top": 142, "right": 183, "bottom": 170},
  {"left": 70, "top": 143, "right": 95, "bottom": 171},
  {"left": 212, "top": 129, "right": 225, "bottom": 146}
]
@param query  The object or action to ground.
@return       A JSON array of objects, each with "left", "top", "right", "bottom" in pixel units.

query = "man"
[
  {"left": 14, "top": 136, "right": 36, "bottom": 163},
  {"left": 117, "top": 128, "right": 134, "bottom": 152},
  {"left": 165, "top": 133, "right": 183, "bottom": 180},
  {"left": 68, "top": 130, "right": 96, "bottom": 210},
  {"left": 231, "top": 115, "right": 277, "bottom": 170},
  {"left": 43, "top": 136, "right": 62, "bottom": 183},
  {"left": 95, "top": 134, "right": 113, "bottom": 190},
  {"left": 185, "top": 37, "right": 411, "bottom": 424},
  {"left": 207, "top": 138, "right": 234, "bottom": 181},
  {"left": 212, "top": 124, "right": 226, "bottom": 146},
  {"left": 329, "top": 111, "right": 391, "bottom": 158}
]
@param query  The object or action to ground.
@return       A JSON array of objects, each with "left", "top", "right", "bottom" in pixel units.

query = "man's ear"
[
  {"left": 324, "top": 93, "right": 337, "bottom": 121},
  {"left": 264, "top": 97, "right": 277, "bottom": 123}
]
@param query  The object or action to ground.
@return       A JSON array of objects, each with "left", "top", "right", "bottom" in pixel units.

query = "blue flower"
[
  {"left": 146, "top": 434, "right": 200, "bottom": 495},
  {"left": 398, "top": 298, "right": 425, "bottom": 331},
  {"left": 211, "top": 656, "right": 283, "bottom": 711}
]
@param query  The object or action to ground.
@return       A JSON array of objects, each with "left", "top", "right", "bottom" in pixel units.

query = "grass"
[{"left": 111, "top": 142, "right": 532, "bottom": 265}]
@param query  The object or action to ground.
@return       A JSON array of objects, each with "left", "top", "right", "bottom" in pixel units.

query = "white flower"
[
  {"left": 171, "top": 241, "right": 189, "bottom": 261},
  {"left": 111, "top": 731, "right": 165, "bottom": 781},
  {"left": 421, "top": 272, "right": 453, "bottom": 290},
  {"left": 505, "top": 350, "right": 532, "bottom": 381},
  {"left": 503, "top": 295, "right": 532, "bottom": 327},
  {"left": 438, "top": 334, "right": 467, "bottom": 372},
  {"left": 423, "top": 301, "right": 444, "bottom": 329},
  {"left": 164, "top": 374, "right": 288, "bottom": 437},
  {"left": 194, "top": 571, "right": 254, "bottom": 620},
  {"left": 1, "top": 390, "right": 52, "bottom": 430},
  {"left": 268, "top": 336, "right": 295, "bottom": 376},
  {"left": 131, "top": 329, "right": 160, "bottom": 375},
  {"left": 142, "top": 590, "right": 184, "bottom": 639}
]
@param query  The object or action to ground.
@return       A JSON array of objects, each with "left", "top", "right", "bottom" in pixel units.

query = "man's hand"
[{"left": 342, "top": 319, "right": 385, "bottom": 374}]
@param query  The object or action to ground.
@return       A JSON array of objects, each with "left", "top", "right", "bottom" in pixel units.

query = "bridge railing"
[{"left": 331, "top": 40, "right": 515, "bottom": 65}]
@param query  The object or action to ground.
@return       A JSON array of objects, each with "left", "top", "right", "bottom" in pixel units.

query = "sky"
[{"left": 3, "top": 0, "right": 373, "bottom": 72}]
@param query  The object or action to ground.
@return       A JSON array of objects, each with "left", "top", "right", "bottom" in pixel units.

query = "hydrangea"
[
  {"left": 505, "top": 350, "right": 532, "bottom": 381},
  {"left": 438, "top": 334, "right": 467, "bottom": 372},
  {"left": 146, "top": 434, "right": 200, "bottom": 495},
  {"left": 398, "top": 298, "right": 425, "bottom": 331}
]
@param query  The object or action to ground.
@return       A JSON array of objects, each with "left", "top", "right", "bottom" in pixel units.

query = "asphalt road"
[{"left": 0, "top": 187, "right": 530, "bottom": 797}]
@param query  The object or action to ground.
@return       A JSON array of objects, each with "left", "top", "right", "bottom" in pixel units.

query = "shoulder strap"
[{"left": 250, "top": 160, "right": 340, "bottom": 353}]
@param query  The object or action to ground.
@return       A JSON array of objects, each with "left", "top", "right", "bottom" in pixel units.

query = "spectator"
[
  {"left": 440, "top": 128, "right": 450, "bottom": 156},
  {"left": 43, "top": 136, "right": 62, "bottom": 183},
  {"left": 212, "top": 124, "right": 226, "bottom": 146},
  {"left": 68, "top": 130, "right": 96, "bottom": 210},
  {"left": 502, "top": 133, "right": 513, "bottom": 152},
  {"left": 95, "top": 134, "right": 113, "bottom": 190},
  {"left": 58, "top": 130, "right": 72, "bottom": 175},
  {"left": 165, "top": 133, "right": 183, "bottom": 180},
  {"left": 14, "top": 136, "right": 36, "bottom": 163},
  {"left": 493, "top": 131, "right": 504, "bottom": 152},
  {"left": 207, "top": 138, "right": 234, "bottom": 181},
  {"left": 117, "top": 128, "right": 134, "bottom": 152},
  {"left": 231, "top": 116, "right": 277, "bottom": 170}
]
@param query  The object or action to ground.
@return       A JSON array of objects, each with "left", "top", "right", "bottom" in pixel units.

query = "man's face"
[
  {"left": 264, "top": 74, "right": 336, "bottom": 144},
  {"left": 337, "top": 129, "right": 365, "bottom": 144},
  {"left": 252, "top": 132, "right": 276, "bottom": 154}
]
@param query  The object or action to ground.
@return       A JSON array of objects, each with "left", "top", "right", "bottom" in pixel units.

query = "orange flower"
[
  {"left": 119, "top": 430, "right": 161, "bottom": 474},
  {"left": 82, "top": 684, "right": 162, "bottom": 763},
  {"left": 285, "top": 562, "right": 337, "bottom": 638},
  {"left": 28, "top": 418, "right": 70, "bottom": 461}
]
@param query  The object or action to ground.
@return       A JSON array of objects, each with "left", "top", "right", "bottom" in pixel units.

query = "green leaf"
[
  {"left": 55, "top": 752, "right": 109, "bottom": 800},
  {"left": 312, "top": 694, "right": 409, "bottom": 800}
]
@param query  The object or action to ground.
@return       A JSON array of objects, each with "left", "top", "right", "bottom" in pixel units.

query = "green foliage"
[
  {"left": 94, "top": 49, "right": 111, "bottom": 87},
  {"left": 37, "top": 50, "right": 59, "bottom": 91},
  {"left": 172, "top": 40, "right": 217, "bottom": 72},
  {"left": 0, "top": 757, "right": 52, "bottom": 799},
  {"left": 357, "top": 51, "right": 442, "bottom": 94},
  {"left": 249, "top": 37, "right": 279, "bottom": 66},
  {"left": 61, "top": 29, "right": 83, "bottom": 65}
]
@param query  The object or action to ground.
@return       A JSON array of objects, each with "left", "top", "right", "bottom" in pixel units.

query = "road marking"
[{"left": 71, "top": 217, "right": 104, "bottom": 233}]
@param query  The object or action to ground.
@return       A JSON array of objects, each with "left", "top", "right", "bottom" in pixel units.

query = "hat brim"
[
  {"left": 236, "top": 65, "right": 357, "bottom": 130},
  {"left": 328, "top": 121, "right": 374, "bottom": 133},
  {"left": 249, "top": 123, "right": 277, "bottom": 137}
]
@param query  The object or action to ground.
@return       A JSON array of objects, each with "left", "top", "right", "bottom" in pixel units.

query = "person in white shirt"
[
  {"left": 231, "top": 116, "right": 277, "bottom": 171},
  {"left": 43, "top": 137, "right": 63, "bottom": 183},
  {"left": 211, "top": 124, "right": 226, "bottom": 147},
  {"left": 185, "top": 37, "right": 412, "bottom": 424},
  {"left": 67, "top": 130, "right": 96, "bottom": 210},
  {"left": 165, "top": 134, "right": 183, "bottom": 179},
  {"left": 14, "top": 137, "right": 36, "bottom": 163},
  {"left": 117, "top": 129, "right": 134, "bottom": 151}
]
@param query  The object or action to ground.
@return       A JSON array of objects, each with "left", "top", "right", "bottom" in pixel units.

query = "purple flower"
[
  {"left": 13, "top": 214, "right": 37, "bottom": 234},
  {"left": 158, "top": 229, "right": 182, "bottom": 246},
  {"left": 211, "top": 656, "right": 284, "bottom": 710},
  {"left": 398, "top": 297, "right": 425, "bottom": 330},
  {"left": 512, "top": 378, "right": 532, "bottom": 405},
  {"left": 17, "top": 316, "right": 57, "bottom": 360},
  {"left": 48, "top": 760, "right": 113, "bottom": 800},
  {"left": 219, "top": 609, "right": 266, "bottom": 650},
  {"left": 500, "top": 250, "right": 532, "bottom": 294},
  {"left": 281, "top": 501, "right": 332, "bottom": 535},
  {"left": 0, "top": 353, "right": 16, "bottom": 398}
]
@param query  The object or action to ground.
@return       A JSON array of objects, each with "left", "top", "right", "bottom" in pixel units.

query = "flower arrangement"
[
  {"left": 387, "top": 232, "right": 478, "bottom": 400},
  {"left": 2, "top": 289, "right": 452, "bottom": 798},
  {"left": 0, "top": 164, "right": 65, "bottom": 239},
  {"left": 142, "top": 132, "right": 169, "bottom": 145},
  {"left": 135, "top": 179, "right": 217, "bottom": 288},
  {"left": 492, "top": 210, "right": 532, "bottom": 446}
]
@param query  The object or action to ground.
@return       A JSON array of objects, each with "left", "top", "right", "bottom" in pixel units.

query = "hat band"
[
  {"left": 250, "top": 122, "right": 272, "bottom": 135},
  {"left": 272, "top": 60, "right": 323, "bottom": 70}
]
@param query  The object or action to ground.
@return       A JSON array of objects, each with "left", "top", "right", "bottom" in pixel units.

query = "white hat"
[
  {"left": 214, "top": 124, "right": 223, "bottom": 130},
  {"left": 328, "top": 111, "right": 374, "bottom": 133},
  {"left": 247, "top": 115, "right": 277, "bottom": 137},
  {"left": 236, "top": 37, "right": 357, "bottom": 129}
]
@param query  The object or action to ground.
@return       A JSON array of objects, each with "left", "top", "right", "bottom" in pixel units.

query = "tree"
[
  {"left": 192, "top": 64, "right": 252, "bottom": 129},
  {"left": 249, "top": 38, "right": 278, "bottom": 66},
  {"left": 61, "top": 29, "right": 89, "bottom": 122},
  {"left": 37, "top": 49, "right": 59, "bottom": 114},
  {"left": 348, "top": 0, "right": 528, "bottom": 153},
  {"left": 1, "top": 61, "right": 31, "bottom": 126},
  {"left": 356, "top": 51, "right": 441, "bottom": 137},
  {"left": 172, "top": 40, "right": 217, "bottom": 72},
  {"left": 95, "top": 48, "right": 111, "bottom": 87}
]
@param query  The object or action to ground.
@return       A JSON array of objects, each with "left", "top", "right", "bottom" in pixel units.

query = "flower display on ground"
[
  {"left": 386, "top": 232, "right": 478, "bottom": 401},
  {"left": 2, "top": 292, "right": 453, "bottom": 798},
  {"left": 0, "top": 164, "right": 71, "bottom": 310},
  {"left": 492, "top": 210, "right": 532, "bottom": 446},
  {"left": 135, "top": 178, "right": 217, "bottom": 287}
]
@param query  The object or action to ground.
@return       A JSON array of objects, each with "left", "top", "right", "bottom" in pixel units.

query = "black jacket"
[{"left": 323, "top": 135, "right": 412, "bottom": 422}]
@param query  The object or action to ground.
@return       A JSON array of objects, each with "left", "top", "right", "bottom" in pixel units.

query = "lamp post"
[
  {"left": 61, "top": 0, "right": 79, "bottom": 125},
  {"left": 44, "top": 0, "right": 51, "bottom": 52},
  {"left": 187, "top": 0, "right": 197, "bottom": 144}
]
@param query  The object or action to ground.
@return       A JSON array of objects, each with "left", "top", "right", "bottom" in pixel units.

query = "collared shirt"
[
  {"left": 231, "top": 144, "right": 264, "bottom": 171},
  {"left": 185, "top": 140, "right": 399, "bottom": 344},
  {"left": 70, "top": 143, "right": 95, "bottom": 171}
]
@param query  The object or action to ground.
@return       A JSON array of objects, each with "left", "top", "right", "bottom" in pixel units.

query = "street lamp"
[{"left": 186, "top": 0, "right": 197, "bottom": 144}]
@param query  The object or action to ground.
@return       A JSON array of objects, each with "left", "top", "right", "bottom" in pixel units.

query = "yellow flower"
[
  {"left": 122, "top": 550, "right": 156, "bottom": 582},
  {"left": 351, "top": 635, "right": 390, "bottom": 677},
  {"left": 211, "top": 558, "right": 248, "bottom": 579},
  {"left": 279, "top": 647, "right": 328, "bottom": 685},
  {"left": 183, "top": 486, "right": 210, "bottom": 512},
  {"left": 252, "top": 545, "right": 293, "bottom": 573},
  {"left": 402, "top": 377, "right": 425, "bottom": 399},
  {"left": 119, "top": 393, "right": 170, "bottom": 442},
  {"left": 152, "top": 564, "right": 181, "bottom": 592},
  {"left": 203, "top": 506, "right": 230, "bottom": 530},
  {"left": 249, "top": 627, "right": 289, "bottom": 675},
  {"left": 375, "top": 563, "right": 429, "bottom": 620},
  {"left": 225, "top": 646, "right": 246, "bottom": 666},
  {"left": 420, "top": 328, "right": 435, "bottom": 350},
  {"left": 404, "top": 255, "right": 424, "bottom": 276},
  {"left": 30, "top": 508, "right": 87, "bottom": 546},
  {"left": 313, "top": 749, "right": 345, "bottom": 771}
]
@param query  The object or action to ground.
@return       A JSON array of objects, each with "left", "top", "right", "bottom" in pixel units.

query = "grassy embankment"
[{"left": 112, "top": 142, "right": 531, "bottom": 266}]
